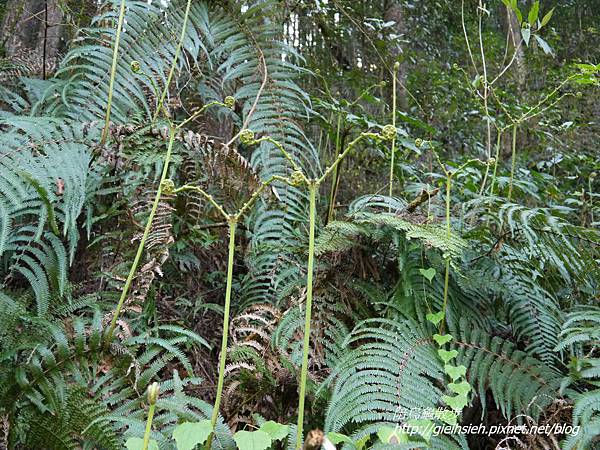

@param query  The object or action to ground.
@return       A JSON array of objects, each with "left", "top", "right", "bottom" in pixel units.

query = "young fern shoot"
[
  {"left": 105, "top": 4, "right": 227, "bottom": 342},
  {"left": 431, "top": 150, "right": 487, "bottom": 333},
  {"left": 174, "top": 154, "right": 293, "bottom": 447},
  {"left": 142, "top": 383, "right": 159, "bottom": 450},
  {"left": 245, "top": 128, "right": 393, "bottom": 450},
  {"left": 100, "top": 0, "right": 126, "bottom": 145}
]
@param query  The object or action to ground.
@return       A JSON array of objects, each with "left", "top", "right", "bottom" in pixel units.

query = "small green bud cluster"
[
  {"left": 130, "top": 60, "right": 141, "bottom": 73},
  {"left": 161, "top": 179, "right": 175, "bottom": 195},
  {"left": 147, "top": 382, "right": 160, "bottom": 405},
  {"left": 289, "top": 170, "right": 305, "bottom": 187},
  {"left": 239, "top": 129, "right": 255, "bottom": 145},
  {"left": 224, "top": 96, "right": 235, "bottom": 109},
  {"left": 381, "top": 124, "right": 397, "bottom": 141}
]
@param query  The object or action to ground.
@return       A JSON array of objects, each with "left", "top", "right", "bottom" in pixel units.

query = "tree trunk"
[
  {"left": 384, "top": 0, "right": 407, "bottom": 109},
  {"left": 0, "top": 0, "right": 65, "bottom": 77},
  {"left": 505, "top": 5, "right": 526, "bottom": 88}
]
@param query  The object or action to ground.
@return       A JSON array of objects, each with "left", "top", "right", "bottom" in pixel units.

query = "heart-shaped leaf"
[
  {"left": 126, "top": 438, "right": 159, "bottom": 450},
  {"left": 419, "top": 267, "right": 436, "bottom": 282},
  {"left": 234, "top": 430, "right": 272, "bottom": 450},
  {"left": 444, "top": 364, "right": 467, "bottom": 381},
  {"left": 426, "top": 311, "right": 445, "bottom": 326},
  {"left": 449, "top": 381, "right": 472, "bottom": 396},
  {"left": 259, "top": 421, "right": 289, "bottom": 442},
  {"left": 438, "top": 349, "right": 458, "bottom": 364},
  {"left": 433, "top": 334, "right": 453, "bottom": 347},
  {"left": 172, "top": 420, "right": 213, "bottom": 450},
  {"left": 434, "top": 408, "right": 458, "bottom": 426},
  {"left": 442, "top": 393, "right": 469, "bottom": 412}
]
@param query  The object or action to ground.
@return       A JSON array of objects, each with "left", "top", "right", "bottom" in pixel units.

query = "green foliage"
[
  {"left": 450, "top": 318, "right": 562, "bottom": 419},
  {"left": 0, "top": 0, "right": 599, "bottom": 448},
  {"left": 324, "top": 318, "right": 466, "bottom": 449},
  {"left": 0, "top": 303, "right": 213, "bottom": 449},
  {"left": 172, "top": 420, "right": 212, "bottom": 450},
  {"left": 0, "top": 118, "right": 103, "bottom": 315}
]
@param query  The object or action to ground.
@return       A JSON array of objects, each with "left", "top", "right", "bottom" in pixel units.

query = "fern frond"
[
  {"left": 325, "top": 318, "right": 466, "bottom": 449},
  {"left": 451, "top": 318, "right": 562, "bottom": 419}
]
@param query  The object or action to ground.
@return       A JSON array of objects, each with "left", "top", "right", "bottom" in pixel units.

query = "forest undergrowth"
[{"left": 0, "top": 1, "right": 598, "bottom": 449}]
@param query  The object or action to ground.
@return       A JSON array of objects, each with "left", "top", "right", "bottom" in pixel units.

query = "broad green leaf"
[
  {"left": 433, "top": 334, "right": 453, "bottom": 346},
  {"left": 442, "top": 393, "right": 469, "bottom": 411},
  {"left": 322, "top": 436, "right": 337, "bottom": 450},
  {"left": 511, "top": 1, "right": 523, "bottom": 23},
  {"left": 259, "top": 421, "right": 289, "bottom": 442},
  {"left": 444, "top": 364, "right": 467, "bottom": 381},
  {"left": 438, "top": 349, "right": 458, "bottom": 364},
  {"left": 521, "top": 27, "right": 531, "bottom": 46},
  {"left": 233, "top": 430, "right": 272, "bottom": 450},
  {"left": 125, "top": 437, "right": 159, "bottom": 450},
  {"left": 449, "top": 381, "right": 472, "bottom": 396},
  {"left": 172, "top": 420, "right": 213, "bottom": 450},
  {"left": 540, "top": 8, "right": 555, "bottom": 27},
  {"left": 426, "top": 311, "right": 445, "bottom": 326},
  {"left": 528, "top": 1, "right": 539, "bottom": 25},
  {"left": 419, "top": 267, "right": 436, "bottom": 282},
  {"left": 326, "top": 432, "right": 353, "bottom": 445}
]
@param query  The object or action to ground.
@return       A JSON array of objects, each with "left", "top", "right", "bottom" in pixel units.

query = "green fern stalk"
[
  {"left": 489, "top": 129, "right": 503, "bottom": 195},
  {"left": 106, "top": 126, "right": 176, "bottom": 342},
  {"left": 326, "top": 113, "right": 343, "bottom": 224},
  {"left": 173, "top": 173, "right": 291, "bottom": 448},
  {"left": 106, "top": 0, "right": 194, "bottom": 341},
  {"left": 295, "top": 131, "right": 382, "bottom": 448},
  {"left": 209, "top": 219, "right": 237, "bottom": 440},
  {"left": 433, "top": 152, "right": 484, "bottom": 333},
  {"left": 152, "top": 0, "right": 193, "bottom": 122},
  {"left": 296, "top": 182, "right": 317, "bottom": 450},
  {"left": 100, "top": 0, "right": 127, "bottom": 145},
  {"left": 508, "top": 123, "right": 518, "bottom": 201},
  {"left": 142, "top": 383, "right": 159, "bottom": 450},
  {"left": 440, "top": 175, "right": 451, "bottom": 334}
]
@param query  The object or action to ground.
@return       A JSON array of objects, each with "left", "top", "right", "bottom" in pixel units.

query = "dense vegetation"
[{"left": 0, "top": 0, "right": 598, "bottom": 449}]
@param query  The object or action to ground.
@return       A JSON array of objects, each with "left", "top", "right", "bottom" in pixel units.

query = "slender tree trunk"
[
  {"left": 505, "top": 5, "right": 526, "bottom": 89},
  {"left": 383, "top": 0, "right": 407, "bottom": 109}
]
